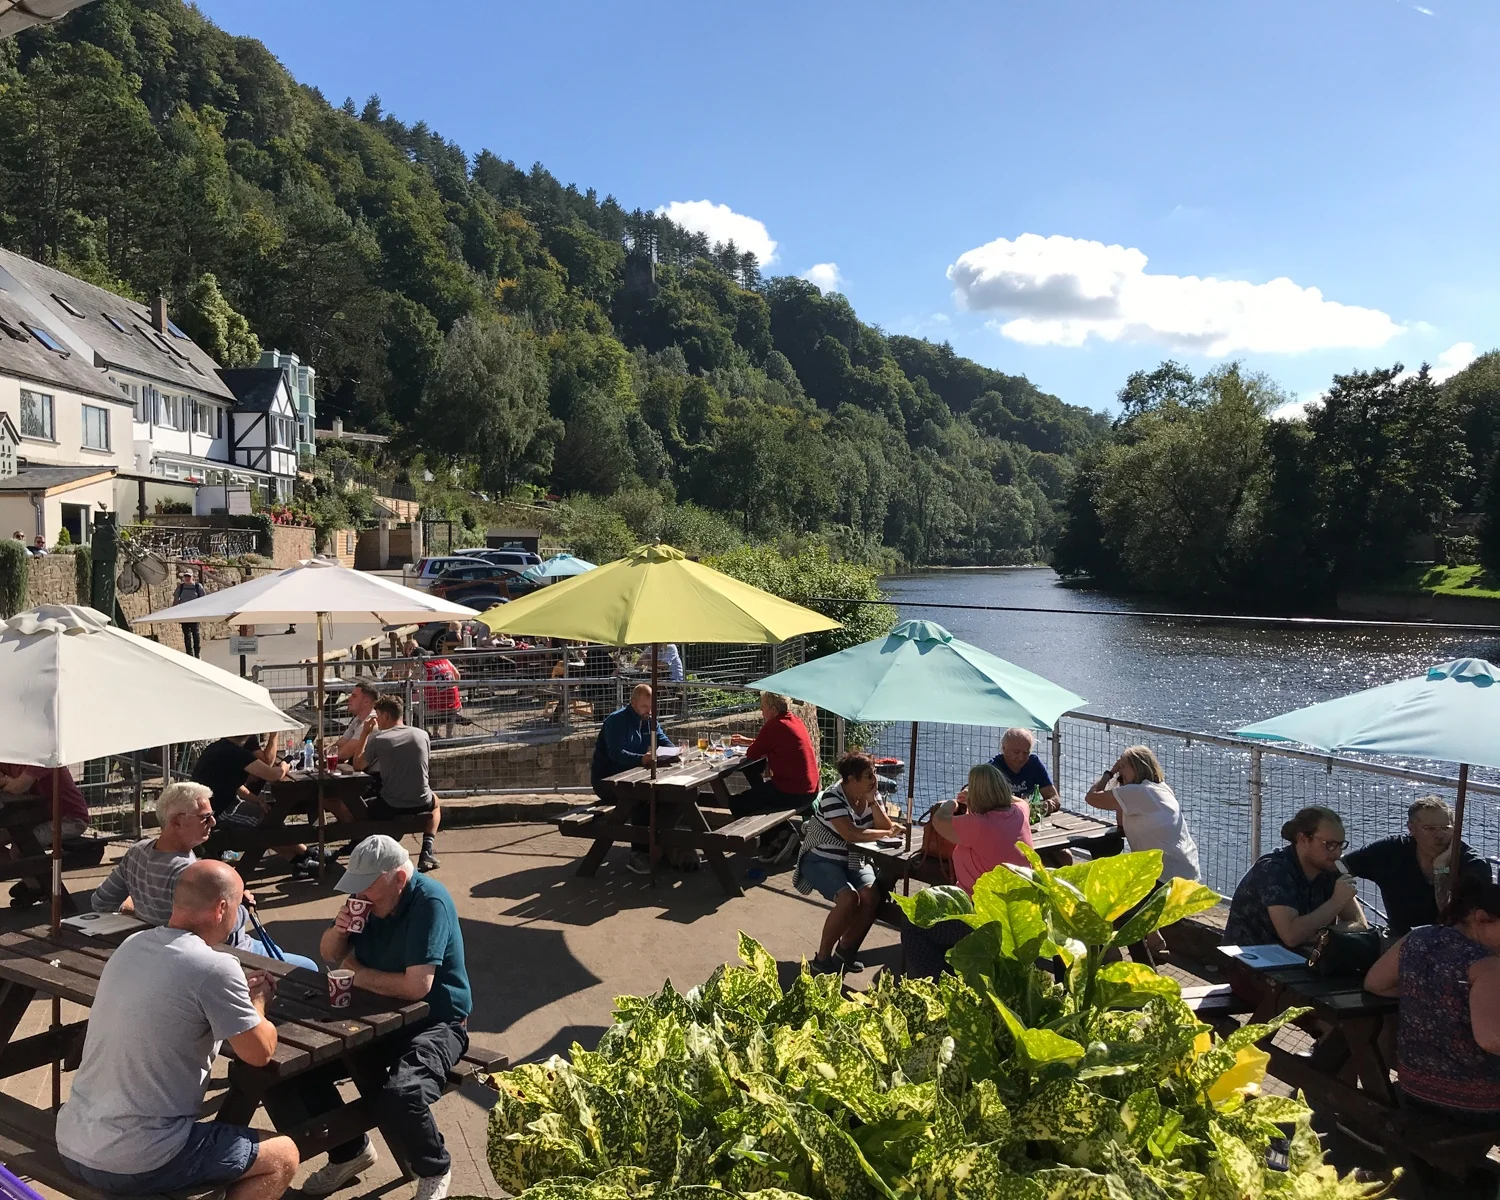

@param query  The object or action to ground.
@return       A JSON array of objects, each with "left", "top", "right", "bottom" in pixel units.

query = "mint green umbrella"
[
  {"left": 1235, "top": 658, "right": 1500, "bottom": 879},
  {"left": 751, "top": 620, "right": 1087, "bottom": 841}
]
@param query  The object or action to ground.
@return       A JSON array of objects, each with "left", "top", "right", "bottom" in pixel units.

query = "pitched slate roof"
[
  {"left": 218, "top": 367, "right": 289, "bottom": 412},
  {"left": 0, "top": 289, "right": 129, "bottom": 404},
  {"left": 0, "top": 248, "right": 236, "bottom": 403}
]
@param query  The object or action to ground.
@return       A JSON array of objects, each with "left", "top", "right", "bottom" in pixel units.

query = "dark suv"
[{"left": 430, "top": 562, "right": 539, "bottom": 607}]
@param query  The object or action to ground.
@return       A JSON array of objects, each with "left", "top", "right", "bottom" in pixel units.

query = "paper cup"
[
  {"left": 327, "top": 969, "right": 354, "bottom": 1009},
  {"left": 343, "top": 898, "right": 373, "bottom": 934}
]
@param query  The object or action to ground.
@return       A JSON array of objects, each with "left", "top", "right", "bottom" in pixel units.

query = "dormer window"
[{"left": 23, "top": 324, "right": 66, "bottom": 353}]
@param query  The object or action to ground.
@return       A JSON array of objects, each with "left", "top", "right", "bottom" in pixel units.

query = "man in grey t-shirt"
[
  {"left": 352, "top": 693, "right": 442, "bottom": 874},
  {"left": 57, "top": 861, "right": 299, "bottom": 1198}
]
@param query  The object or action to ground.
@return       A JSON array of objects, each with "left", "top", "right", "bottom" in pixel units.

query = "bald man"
[{"left": 57, "top": 861, "right": 299, "bottom": 1199}]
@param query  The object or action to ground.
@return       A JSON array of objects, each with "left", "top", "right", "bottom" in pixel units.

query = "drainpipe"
[{"left": 30, "top": 491, "right": 44, "bottom": 540}]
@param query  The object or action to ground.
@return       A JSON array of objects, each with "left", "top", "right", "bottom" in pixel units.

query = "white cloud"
[
  {"left": 1415, "top": 6, "right": 1435, "bottom": 15},
  {"left": 1432, "top": 340, "right": 1477, "bottom": 381},
  {"left": 655, "top": 200, "right": 777, "bottom": 265},
  {"left": 1270, "top": 391, "right": 1324, "bottom": 422},
  {"left": 800, "top": 262, "right": 844, "bottom": 293},
  {"left": 947, "top": 233, "right": 1405, "bottom": 356}
]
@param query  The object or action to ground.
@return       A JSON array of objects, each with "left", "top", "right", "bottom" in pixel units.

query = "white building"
[
  {"left": 218, "top": 367, "right": 300, "bottom": 485},
  {"left": 258, "top": 348, "right": 316, "bottom": 458},
  {"left": 0, "top": 248, "right": 292, "bottom": 518},
  {"left": 0, "top": 286, "right": 134, "bottom": 544}
]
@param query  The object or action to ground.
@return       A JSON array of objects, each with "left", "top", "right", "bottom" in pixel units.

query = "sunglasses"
[{"left": 1313, "top": 836, "right": 1347, "bottom": 852}]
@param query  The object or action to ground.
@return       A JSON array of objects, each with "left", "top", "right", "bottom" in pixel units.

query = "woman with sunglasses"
[{"left": 1224, "top": 805, "right": 1366, "bottom": 952}]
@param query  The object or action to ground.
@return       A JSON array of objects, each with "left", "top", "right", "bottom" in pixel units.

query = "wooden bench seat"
[
  {"left": 714, "top": 811, "right": 798, "bottom": 845},
  {"left": 0, "top": 1093, "right": 219, "bottom": 1200}
]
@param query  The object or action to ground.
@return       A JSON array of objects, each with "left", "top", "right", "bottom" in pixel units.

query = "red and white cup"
[
  {"left": 327, "top": 969, "right": 354, "bottom": 1009},
  {"left": 343, "top": 898, "right": 373, "bottom": 934}
]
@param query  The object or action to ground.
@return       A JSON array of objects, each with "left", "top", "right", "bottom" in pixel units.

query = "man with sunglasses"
[{"left": 90, "top": 782, "right": 318, "bottom": 971}]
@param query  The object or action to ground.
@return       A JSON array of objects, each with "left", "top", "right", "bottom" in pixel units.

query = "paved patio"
[{"left": 0, "top": 821, "right": 900, "bottom": 1199}]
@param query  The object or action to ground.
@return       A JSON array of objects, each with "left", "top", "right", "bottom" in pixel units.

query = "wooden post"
[
  {"left": 1444, "top": 763, "right": 1471, "bottom": 914},
  {"left": 50, "top": 768, "right": 61, "bottom": 1108},
  {"left": 648, "top": 645, "right": 661, "bottom": 880}
]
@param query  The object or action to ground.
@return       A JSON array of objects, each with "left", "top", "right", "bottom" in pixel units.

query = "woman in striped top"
[{"left": 793, "top": 751, "right": 902, "bottom": 975}]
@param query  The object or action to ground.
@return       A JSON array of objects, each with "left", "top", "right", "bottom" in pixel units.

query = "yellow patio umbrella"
[{"left": 476, "top": 542, "right": 840, "bottom": 875}]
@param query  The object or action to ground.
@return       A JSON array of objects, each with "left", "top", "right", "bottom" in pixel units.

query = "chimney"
[
  {"left": 151, "top": 294, "right": 168, "bottom": 334},
  {"left": 331, "top": 416, "right": 343, "bottom": 437}
]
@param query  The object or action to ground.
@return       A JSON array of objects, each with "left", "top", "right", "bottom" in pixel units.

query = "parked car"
[
  {"left": 430, "top": 562, "right": 541, "bottom": 604},
  {"left": 455, "top": 547, "right": 543, "bottom": 571},
  {"left": 409, "top": 555, "right": 493, "bottom": 591}
]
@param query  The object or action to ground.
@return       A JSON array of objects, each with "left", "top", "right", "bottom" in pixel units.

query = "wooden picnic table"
[
  {"left": 203, "top": 770, "right": 427, "bottom": 879},
  {"left": 556, "top": 752, "right": 790, "bottom": 897},
  {"left": 858, "top": 808, "right": 1118, "bottom": 891},
  {"left": 0, "top": 921, "right": 505, "bottom": 1187}
]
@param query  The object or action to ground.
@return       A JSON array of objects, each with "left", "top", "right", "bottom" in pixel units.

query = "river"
[{"left": 880, "top": 568, "right": 1500, "bottom": 735}]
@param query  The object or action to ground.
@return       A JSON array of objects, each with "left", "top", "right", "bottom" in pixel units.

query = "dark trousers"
[
  {"left": 728, "top": 778, "right": 815, "bottom": 819},
  {"left": 182, "top": 623, "right": 201, "bottom": 657},
  {"left": 264, "top": 1017, "right": 468, "bottom": 1178}
]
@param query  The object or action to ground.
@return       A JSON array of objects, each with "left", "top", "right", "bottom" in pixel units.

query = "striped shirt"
[
  {"left": 91, "top": 839, "right": 252, "bottom": 949},
  {"left": 803, "top": 782, "right": 874, "bottom": 864}
]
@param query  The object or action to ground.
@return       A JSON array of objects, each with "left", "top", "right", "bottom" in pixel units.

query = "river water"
[
  {"left": 881, "top": 568, "right": 1500, "bottom": 735},
  {"left": 867, "top": 570, "right": 1500, "bottom": 892}
]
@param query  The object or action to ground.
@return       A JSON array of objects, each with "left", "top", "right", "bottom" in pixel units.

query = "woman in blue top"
[{"left": 1366, "top": 876, "right": 1500, "bottom": 1127}]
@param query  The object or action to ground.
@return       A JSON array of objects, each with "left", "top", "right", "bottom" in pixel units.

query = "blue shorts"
[
  {"left": 63, "top": 1122, "right": 260, "bottom": 1193},
  {"left": 800, "top": 853, "right": 875, "bottom": 900}
]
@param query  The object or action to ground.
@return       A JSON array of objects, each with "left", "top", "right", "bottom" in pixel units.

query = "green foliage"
[
  {"left": 488, "top": 864, "right": 1379, "bottom": 1200},
  {"left": 179, "top": 272, "right": 260, "bottom": 367},
  {"left": 706, "top": 545, "right": 897, "bottom": 657},
  {"left": 0, "top": 0, "right": 1108, "bottom": 568},
  {"left": 0, "top": 538, "right": 29, "bottom": 617},
  {"left": 72, "top": 542, "right": 91, "bottom": 603},
  {"left": 1057, "top": 358, "right": 1474, "bottom": 605}
]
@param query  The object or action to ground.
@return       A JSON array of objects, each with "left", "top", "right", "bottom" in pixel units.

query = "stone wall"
[
  {"left": 23, "top": 554, "right": 82, "bottom": 608},
  {"left": 269, "top": 525, "right": 315, "bottom": 568}
]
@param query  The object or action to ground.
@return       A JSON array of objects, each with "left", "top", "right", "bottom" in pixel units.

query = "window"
[
  {"left": 134, "top": 324, "right": 170, "bottom": 356},
  {"left": 81, "top": 404, "right": 110, "bottom": 451},
  {"left": 158, "top": 392, "right": 180, "bottom": 429},
  {"left": 19, "top": 390, "right": 54, "bottom": 441},
  {"left": 52, "top": 294, "right": 85, "bottom": 318},
  {"left": 166, "top": 319, "right": 190, "bottom": 340},
  {"left": 103, "top": 313, "right": 127, "bottom": 333},
  {"left": 0, "top": 318, "right": 26, "bottom": 342},
  {"left": 23, "top": 324, "right": 65, "bottom": 353},
  {"left": 272, "top": 415, "right": 293, "bottom": 448},
  {"left": 216, "top": 407, "right": 223, "bottom": 439},
  {"left": 193, "top": 401, "right": 214, "bottom": 436}
]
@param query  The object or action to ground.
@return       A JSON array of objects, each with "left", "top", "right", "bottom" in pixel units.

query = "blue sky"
[{"left": 198, "top": 0, "right": 1499, "bottom": 415}]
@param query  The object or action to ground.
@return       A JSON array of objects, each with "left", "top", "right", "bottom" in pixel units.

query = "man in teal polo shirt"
[{"left": 264, "top": 836, "right": 470, "bottom": 1200}]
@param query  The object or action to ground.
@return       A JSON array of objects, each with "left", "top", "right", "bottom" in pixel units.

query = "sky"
[{"left": 197, "top": 0, "right": 1500, "bottom": 416}]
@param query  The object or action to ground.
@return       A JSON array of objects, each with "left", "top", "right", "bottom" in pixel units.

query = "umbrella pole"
[
  {"left": 904, "top": 722, "right": 918, "bottom": 862},
  {"left": 649, "top": 644, "right": 660, "bottom": 882},
  {"left": 50, "top": 768, "right": 60, "bottom": 1110},
  {"left": 1445, "top": 763, "right": 1471, "bottom": 914},
  {"left": 316, "top": 614, "right": 327, "bottom": 879}
]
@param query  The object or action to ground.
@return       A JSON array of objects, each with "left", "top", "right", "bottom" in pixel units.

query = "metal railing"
[{"left": 122, "top": 525, "right": 259, "bottom": 560}]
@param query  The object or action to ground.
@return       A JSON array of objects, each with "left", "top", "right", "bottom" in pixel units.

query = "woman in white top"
[{"left": 1084, "top": 744, "right": 1200, "bottom": 883}]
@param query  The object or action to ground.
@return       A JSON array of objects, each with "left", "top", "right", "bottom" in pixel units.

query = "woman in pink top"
[{"left": 902, "top": 765, "right": 1032, "bottom": 978}]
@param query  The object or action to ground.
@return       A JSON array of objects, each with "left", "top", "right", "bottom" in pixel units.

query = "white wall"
[{"left": 0, "top": 374, "right": 132, "bottom": 473}]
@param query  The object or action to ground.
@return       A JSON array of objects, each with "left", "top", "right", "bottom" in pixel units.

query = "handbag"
[
  {"left": 919, "top": 800, "right": 966, "bottom": 883},
  {"left": 1306, "top": 927, "right": 1384, "bottom": 977}
]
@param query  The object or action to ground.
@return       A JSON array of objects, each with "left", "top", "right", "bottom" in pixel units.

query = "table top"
[
  {"left": 605, "top": 753, "right": 762, "bottom": 791},
  {"left": 0, "top": 925, "right": 429, "bottom": 1081},
  {"left": 856, "top": 809, "right": 1115, "bottom": 870},
  {"left": 1215, "top": 949, "right": 1397, "bottom": 1019}
]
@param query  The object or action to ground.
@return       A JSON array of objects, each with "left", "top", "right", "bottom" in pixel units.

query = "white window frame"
[
  {"left": 81, "top": 404, "right": 111, "bottom": 451},
  {"left": 193, "top": 401, "right": 214, "bottom": 436},
  {"left": 272, "top": 415, "right": 293, "bottom": 449},
  {"left": 19, "top": 389, "right": 54, "bottom": 441}
]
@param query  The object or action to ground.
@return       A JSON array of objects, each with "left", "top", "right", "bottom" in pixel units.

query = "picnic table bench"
[
  {"left": 0, "top": 798, "right": 115, "bottom": 916},
  {"left": 203, "top": 771, "right": 430, "bottom": 879},
  {"left": 556, "top": 753, "right": 782, "bottom": 897},
  {"left": 0, "top": 923, "right": 507, "bottom": 1196},
  {"left": 1220, "top": 950, "right": 1490, "bottom": 1197}
]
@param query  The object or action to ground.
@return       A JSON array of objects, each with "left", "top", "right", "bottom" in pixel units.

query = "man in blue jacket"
[{"left": 591, "top": 684, "right": 674, "bottom": 875}]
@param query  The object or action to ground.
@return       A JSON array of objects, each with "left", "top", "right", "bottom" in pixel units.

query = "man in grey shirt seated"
[
  {"left": 352, "top": 693, "right": 442, "bottom": 874},
  {"left": 57, "top": 861, "right": 300, "bottom": 1198},
  {"left": 91, "top": 781, "right": 319, "bottom": 973}
]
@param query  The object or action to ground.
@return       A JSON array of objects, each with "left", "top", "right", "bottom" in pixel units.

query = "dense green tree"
[
  {"left": 418, "top": 315, "right": 549, "bottom": 496},
  {"left": 178, "top": 271, "right": 259, "bottom": 366}
]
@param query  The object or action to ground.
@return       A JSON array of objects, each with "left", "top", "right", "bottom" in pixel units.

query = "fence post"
[
  {"left": 1051, "top": 722, "right": 1063, "bottom": 794},
  {"left": 1248, "top": 746, "right": 1263, "bottom": 862},
  {"left": 835, "top": 716, "right": 846, "bottom": 759}
]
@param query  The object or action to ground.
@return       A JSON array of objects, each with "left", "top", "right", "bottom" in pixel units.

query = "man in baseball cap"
[{"left": 264, "top": 836, "right": 470, "bottom": 1199}]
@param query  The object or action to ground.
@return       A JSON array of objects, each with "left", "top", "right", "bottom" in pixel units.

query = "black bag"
[{"left": 1306, "top": 927, "right": 1384, "bottom": 977}]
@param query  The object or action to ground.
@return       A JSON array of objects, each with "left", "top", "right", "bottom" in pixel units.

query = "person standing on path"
[{"left": 173, "top": 570, "right": 207, "bottom": 657}]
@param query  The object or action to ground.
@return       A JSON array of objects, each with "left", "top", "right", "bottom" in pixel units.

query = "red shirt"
[
  {"left": 0, "top": 763, "right": 89, "bottom": 824},
  {"left": 746, "top": 712, "right": 819, "bottom": 796},
  {"left": 423, "top": 658, "right": 460, "bottom": 713}
]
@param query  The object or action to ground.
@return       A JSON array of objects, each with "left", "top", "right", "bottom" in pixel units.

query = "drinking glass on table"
[
  {"left": 710, "top": 734, "right": 724, "bottom": 757},
  {"left": 697, "top": 735, "right": 709, "bottom": 755}
]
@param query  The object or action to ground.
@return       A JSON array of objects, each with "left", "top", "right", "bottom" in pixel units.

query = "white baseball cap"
[{"left": 335, "top": 834, "right": 411, "bottom": 894}]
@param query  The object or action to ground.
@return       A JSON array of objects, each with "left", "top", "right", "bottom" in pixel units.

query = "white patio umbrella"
[
  {"left": 135, "top": 558, "right": 476, "bottom": 862},
  {"left": 0, "top": 604, "right": 300, "bottom": 1107}
]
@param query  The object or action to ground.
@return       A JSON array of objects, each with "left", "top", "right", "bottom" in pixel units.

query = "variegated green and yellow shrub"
[{"left": 483, "top": 848, "right": 1386, "bottom": 1200}]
